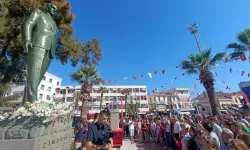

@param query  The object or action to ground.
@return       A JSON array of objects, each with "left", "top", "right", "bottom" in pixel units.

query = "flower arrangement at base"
[{"left": 0, "top": 101, "right": 73, "bottom": 124}]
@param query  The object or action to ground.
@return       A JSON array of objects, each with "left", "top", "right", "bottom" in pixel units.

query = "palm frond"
[
  {"left": 230, "top": 51, "right": 244, "bottom": 59},
  {"left": 181, "top": 60, "right": 199, "bottom": 75},
  {"left": 236, "top": 29, "right": 250, "bottom": 46},
  {"left": 227, "top": 42, "right": 247, "bottom": 52},
  {"left": 210, "top": 52, "right": 225, "bottom": 66}
]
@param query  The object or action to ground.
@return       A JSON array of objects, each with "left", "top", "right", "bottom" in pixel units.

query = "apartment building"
[
  {"left": 192, "top": 91, "right": 243, "bottom": 115},
  {"left": 164, "top": 88, "right": 195, "bottom": 113},
  {"left": 54, "top": 85, "right": 149, "bottom": 116},
  {"left": 6, "top": 72, "right": 62, "bottom": 103},
  {"left": 148, "top": 93, "right": 179, "bottom": 112}
]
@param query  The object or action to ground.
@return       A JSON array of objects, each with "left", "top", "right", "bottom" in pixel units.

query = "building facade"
[
  {"left": 148, "top": 93, "right": 179, "bottom": 112},
  {"left": 54, "top": 85, "right": 149, "bottom": 116},
  {"left": 6, "top": 72, "right": 62, "bottom": 103},
  {"left": 164, "top": 88, "right": 195, "bottom": 113},
  {"left": 192, "top": 91, "right": 243, "bottom": 115}
]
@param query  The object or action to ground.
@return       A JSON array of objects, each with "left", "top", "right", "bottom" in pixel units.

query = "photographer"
[{"left": 86, "top": 110, "right": 113, "bottom": 150}]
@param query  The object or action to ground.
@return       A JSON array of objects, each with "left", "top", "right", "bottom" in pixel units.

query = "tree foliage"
[
  {"left": 0, "top": 0, "right": 102, "bottom": 84},
  {"left": 127, "top": 99, "right": 139, "bottom": 117},
  {"left": 227, "top": 29, "right": 250, "bottom": 59},
  {"left": 181, "top": 49, "right": 225, "bottom": 115}
]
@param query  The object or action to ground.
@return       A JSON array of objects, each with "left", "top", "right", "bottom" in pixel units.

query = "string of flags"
[{"left": 106, "top": 64, "right": 182, "bottom": 84}]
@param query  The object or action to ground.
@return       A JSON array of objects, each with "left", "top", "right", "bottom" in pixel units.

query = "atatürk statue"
[{"left": 22, "top": 3, "right": 58, "bottom": 102}]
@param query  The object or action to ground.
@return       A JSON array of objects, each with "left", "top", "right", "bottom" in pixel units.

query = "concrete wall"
[{"left": 0, "top": 117, "right": 73, "bottom": 150}]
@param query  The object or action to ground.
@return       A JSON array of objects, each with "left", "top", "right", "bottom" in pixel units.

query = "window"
[
  {"left": 57, "top": 81, "right": 60, "bottom": 86},
  {"left": 140, "top": 104, "right": 148, "bottom": 108},
  {"left": 47, "top": 86, "right": 51, "bottom": 91},
  {"left": 202, "top": 108, "right": 206, "bottom": 111},
  {"left": 66, "top": 97, "right": 74, "bottom": 102},
  {"left": 43, "top": 76, "right": 46, "bottom": 80},
  {"left": 39, "top": 94, "right": 43, "bottom": 99},
  {"left": 133, "top": 88, "right": 139, "bottom": 93},
  {"left": 156, "top": 104, "right": 165, "bottom": 108},
  {"left": 68, "top": 89, "right": 75, "bottom": 94},
  {"left": 60, "top": 90, "right": 66, "bottom": 94},
  {"left": 46, "top": 95, "right": 50, "bottom": 100},
  {"left": 140, "top": 88, "right": 146, "bottom": 93},
  {"left": 49, "top": 78, "right": 53, "bottom": 83},
  {"left": 41, "top": 85, "right": 45, "bottom": 90},
  {"left": 235, "top": 98, "right": 238, "bottom": 103},
  {"left": 110, "top": 88, "right": 117, "bottom": 93}
]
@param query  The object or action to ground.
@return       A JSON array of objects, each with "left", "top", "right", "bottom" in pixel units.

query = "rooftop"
[{"left": 192, "top": 91, "right": 241, "bottom": 102}]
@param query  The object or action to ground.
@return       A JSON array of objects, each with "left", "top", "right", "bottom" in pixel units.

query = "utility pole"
[{"left": 187, "top": 23, "right": 203, "bottom": 53}]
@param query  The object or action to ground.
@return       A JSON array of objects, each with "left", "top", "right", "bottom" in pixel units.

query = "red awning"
[{"left": 88, "top": 113, "right": 95, "bottom": 117}]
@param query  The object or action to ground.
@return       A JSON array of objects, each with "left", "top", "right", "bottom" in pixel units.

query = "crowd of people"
[
  {"left": 121, "top": 112, "right": 250, "bottom": 150},
  {"left": 73, "top": 110, "right": 250, "bottom": 150}
]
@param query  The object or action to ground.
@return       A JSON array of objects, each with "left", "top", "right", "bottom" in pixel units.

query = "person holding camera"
[{"left": 86, "top": 110, "right": 113, "bottom": 150}]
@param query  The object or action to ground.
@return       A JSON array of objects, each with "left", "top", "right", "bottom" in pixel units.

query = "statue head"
[{"left": 46, "top": 3, "right": 58, "bottom": 18}]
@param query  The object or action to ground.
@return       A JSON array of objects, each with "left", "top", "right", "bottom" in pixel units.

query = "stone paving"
[
  {"left": 120, "top": 138, "right": 138, "bottom": 150},
  {"left": 136, "top": 142, "right": 166, "bottom": 150}
]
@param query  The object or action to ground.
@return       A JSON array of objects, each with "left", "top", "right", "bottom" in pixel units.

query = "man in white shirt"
[
  {"left": 151, "top": 120, "right": 157, "bottom": 141},
  {"left": 209, "top": 116, "right": 223, "bottom": 148},
  {"left": 173, "top": 116, "right": 181, "bottom": 140},
  {"left": 129, "top": 120, "right": 135, "bottom": 144},
  {"left": 202, "top": 123, "right": 221, "bottom": 149}
]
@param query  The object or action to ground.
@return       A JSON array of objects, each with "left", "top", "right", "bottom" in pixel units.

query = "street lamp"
[{"left": 187, "top": 23, "right": 203, "bottom": 53}]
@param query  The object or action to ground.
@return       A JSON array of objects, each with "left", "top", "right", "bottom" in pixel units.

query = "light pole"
[{"left": 187, "top": 23, "right": 203, "bottom": 53}]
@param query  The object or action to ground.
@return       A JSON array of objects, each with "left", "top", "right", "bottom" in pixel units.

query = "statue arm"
[{"left": 22, "top": 8, "right": 41, "bottom": 42}]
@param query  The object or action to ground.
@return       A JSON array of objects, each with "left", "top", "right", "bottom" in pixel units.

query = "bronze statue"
[{"left": 22, "top": 3, "right": 58, "bottom": 103}]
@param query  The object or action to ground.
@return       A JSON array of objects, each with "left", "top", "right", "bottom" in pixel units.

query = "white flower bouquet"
[{"left": 0, "top": 101, "right": 73, "bottom": 123}]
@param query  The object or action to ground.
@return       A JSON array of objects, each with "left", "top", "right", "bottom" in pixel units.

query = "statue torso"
[{"left": 31, "top": 9, "right": 58, "bottom": 52}]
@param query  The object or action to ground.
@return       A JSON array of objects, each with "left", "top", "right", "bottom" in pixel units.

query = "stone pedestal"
[
  {"left": 110, "top": 112, "right": 119, "bottom": 129},
  {"left": 0, "top": 117, "right": 73, "bottom": 150}
]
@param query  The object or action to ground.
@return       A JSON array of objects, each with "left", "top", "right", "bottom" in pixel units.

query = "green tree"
[
  {"left": 181, "top": 49, "right": 225, "bottom": 115},
  {"left": 71, "top": 66, "right": 104, "bottom": 117},
  {"left": 227, "top": 29, "right": 250, "bottom": 60},
  {"left": 121, "top": 88, "right": 132, "bottom": 115},
  {"left": 0, "top": 0, "right": 102, "bottom": 84},
  {"left": 127, "top": 99, "right": 139, "bottom": 118},
  {"left": 99, "top": 86, "right": 106, "bottom": 111},
  {"left": 73, "top": 91, "right": 81, "bottom": 112}
]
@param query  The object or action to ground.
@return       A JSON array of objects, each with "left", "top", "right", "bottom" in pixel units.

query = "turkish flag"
[
  {"left": 133, "top": 76, "right": 137, "bottom": 79},
  {"left": 240, "top": 54, "right": 247, "bottom": 61}
]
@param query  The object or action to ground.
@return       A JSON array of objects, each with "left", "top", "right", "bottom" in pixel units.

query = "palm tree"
[
  {"left": 181, "top": 49, "right": 225, "bottom": 115},
  {"left": 121, "top": 88, "right": 132, "bottom": 115},
  {"left": 71, "top": 66, "right": 105, "bottom": 117},
  {"left": 73, "top": 91, "right": 81, "bottom": 112},
  {"left": 99, "top": 86, "right": 106, "bottom": 111},
  {"left": 227, "top": 29, "right": 250, "bottom": 60}
]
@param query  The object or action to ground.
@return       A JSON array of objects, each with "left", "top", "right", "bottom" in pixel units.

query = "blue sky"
[{"left": 48, "top": 0, "right": 250, "bottom": 95}]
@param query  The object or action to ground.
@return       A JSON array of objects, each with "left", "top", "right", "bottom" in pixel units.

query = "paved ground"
[
  {"left": 135, "top": 142, "right": 165, "bottom": 150},
  {"left": 120, "top": 138, "right": 138, "bottom": 150}
]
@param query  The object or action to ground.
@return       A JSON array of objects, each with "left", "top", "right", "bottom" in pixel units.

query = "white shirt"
[
  {"left": 209, "top": 132, "right": 221, "bottom": 149},
  {"left": 151, "top": 122, "right": 156, "bottom": 131},
  {"left": 165, "top": 124, "right": 171, "bottom": 132},
  {"left": 129, "top": 122, "right": 134, "bottom": 130},
  {"left": 174, "top": 121, "right": 181, "bottom": 134}
]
